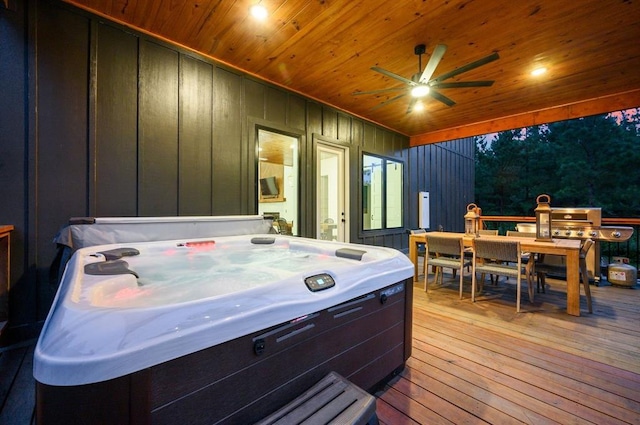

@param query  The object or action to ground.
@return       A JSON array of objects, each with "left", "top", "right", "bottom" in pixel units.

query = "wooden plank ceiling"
[{"left": 64, "top": 0, "right": 640, "bottom": 145}]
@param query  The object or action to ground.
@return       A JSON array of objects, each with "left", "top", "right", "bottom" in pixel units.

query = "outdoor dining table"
[{"left": 408, "top": 232, "right": 583, "bottom": 316}]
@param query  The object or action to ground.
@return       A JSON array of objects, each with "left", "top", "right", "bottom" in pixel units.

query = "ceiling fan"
[{"left": 353, "top": 44, "right": 499, "bottom": 113}]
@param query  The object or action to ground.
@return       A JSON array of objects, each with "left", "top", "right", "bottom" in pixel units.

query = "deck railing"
[{"left": 479, "top": 216, "right": 640, "bottom": 268}]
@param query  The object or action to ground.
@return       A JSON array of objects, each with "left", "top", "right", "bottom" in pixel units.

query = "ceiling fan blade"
[
  {"left": 419, "top": 44, "right": 447, "bottom": 83},
  {"left": 352, "top": 87, "right": 406, "bottom": 96},
  {"left": 428, "top": 89, "right": 456, "bottom": 107},
  {"left": 370, "top": 93, "right": 407, "bottom": 111},
  {"left": 432, "top": 52, "right": 500, "bottom": 83},
  {"left": 431, "top": 80, "right": 495, "bottom": 89},
  {"left": 371, "top": 67, "right": 416, "bottom": 86}
]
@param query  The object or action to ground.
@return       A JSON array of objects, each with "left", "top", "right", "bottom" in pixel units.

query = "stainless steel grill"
[{"left": 546, "top": 207, "right": 633, "bottom": 282}]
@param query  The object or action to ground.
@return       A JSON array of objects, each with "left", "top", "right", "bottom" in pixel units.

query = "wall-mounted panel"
[
  {"left": 179, "top": 56, "right": 213, "bottom": 216},
  {"left": 95, "top": 23, "right": 138, "bottom": 216},
  {"left": 139, "top": 41, "right": 179, "bottom": 216}
]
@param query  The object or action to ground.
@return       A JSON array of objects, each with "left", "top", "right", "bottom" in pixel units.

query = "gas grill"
[{"left": 547, "top": 207, "right": 634, "bottom": 283}]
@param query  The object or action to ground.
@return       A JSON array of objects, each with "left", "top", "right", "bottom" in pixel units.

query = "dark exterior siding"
[
  {"left": 407, "top": 139, "right": 475, "bottom": 236},
  {"left": 179, "top": 55, "right": 213, "bottom": 216},
  {"left": 34, "top": 1, "right": 90, "bottom": 323},
  {"left": 0, "top": 0, "right": 474, "bottom": 338},
  {"left": 0, "top": 0, "right": 29, "bottom": 329},
  {"left": 94, "top": 23, "right": 138, "bottom": 216},
  {"left": 212, "top": 67, "right": 243, "bottom": 215},
  {"left": 138, "top": 40, "right": 180, "bottom": 216}
]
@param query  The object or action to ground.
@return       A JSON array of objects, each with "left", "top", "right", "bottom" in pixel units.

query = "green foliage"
[{"left": 475, "top": 109, "right": 640, "bottom": 217}]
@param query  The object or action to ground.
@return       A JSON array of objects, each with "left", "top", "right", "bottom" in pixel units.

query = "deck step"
[{"left": 255, "top": 371, "right": 378, "bottom": 425}]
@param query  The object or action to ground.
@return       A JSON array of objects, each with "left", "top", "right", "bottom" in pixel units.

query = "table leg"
[
  {"left": 409, "top": 237, "right": 418, "bottom": 283},
  {"left": 565, "top": 249, "right": 580, "bottom": 316}
]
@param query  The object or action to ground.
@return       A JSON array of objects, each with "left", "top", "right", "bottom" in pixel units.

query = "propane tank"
[{"left": 607, "top": 257, "right": 637, "bottom": 287}]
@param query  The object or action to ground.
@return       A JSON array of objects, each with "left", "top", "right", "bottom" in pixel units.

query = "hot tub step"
[{"left": 255, "top": 371, "right": 378, "bottom": 425}]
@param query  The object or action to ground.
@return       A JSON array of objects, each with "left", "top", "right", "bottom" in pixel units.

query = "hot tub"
[{"left": 35, "top": 221, "right": 413, "bottom": 424}]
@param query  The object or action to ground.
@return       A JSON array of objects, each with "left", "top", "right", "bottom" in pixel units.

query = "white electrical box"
[{"left": 418, "top": 191, "right": 429, "bottom": 229}]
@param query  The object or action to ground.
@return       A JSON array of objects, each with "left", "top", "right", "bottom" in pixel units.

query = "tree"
[{"left": 475, "top": 109, "right": 640, "bottom": 217}]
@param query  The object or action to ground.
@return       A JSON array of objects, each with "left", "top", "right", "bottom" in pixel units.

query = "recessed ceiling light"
[
  {"left": 250, "top": 4, "right": 268, "bottom": 20},
  {"left": 531, "top": 67, "right": 547, "bottom": 76},
  {"left": 413, "top": 101, "right": 425, "bottom": 112},
  {"left": 411, "top": 85, "right": 430, "bottom": 98}
]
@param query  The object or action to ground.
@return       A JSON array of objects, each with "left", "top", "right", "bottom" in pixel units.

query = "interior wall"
[{"left": 0, "top": 0, "right": 474, "bottom": 339}]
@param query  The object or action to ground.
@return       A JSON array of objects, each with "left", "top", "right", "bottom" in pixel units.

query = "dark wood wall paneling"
[
  {"left": 0, "top": 0, "right": 29, "bottom": 328},
  {"left": 406, "top": 139, "right": 475, "bottom": 238},
  {"left": 179, "top": 56, "right": 213, "bottom": 216},
  {"left": 212, "top": 67, "right": 243, "bottom": 215},
  {"left": 138, "top": 41, "right": 179, "bottom": 216},
  {"left": 94, "top": 23, "right": 138, "bottom": 216},
  {"left": 305, "top": 103, "right": 324, "bottom": 237},
  {"left": 244, "top": 79, "right": 267, "bottom": 215},
  {"left": 35, "top": 1, "right": 90, "bottom": 321},
  {"left": 0, "top": 0, "right": 474, "bottom": 335}
]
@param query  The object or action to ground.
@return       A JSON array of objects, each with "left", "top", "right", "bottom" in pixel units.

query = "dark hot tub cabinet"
[{"left": 34, "top": 216, "right": 413, "bottom": 424}]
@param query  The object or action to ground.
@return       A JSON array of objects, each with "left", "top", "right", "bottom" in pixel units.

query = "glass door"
[{"left": 316, "top": 143, "right": 348, "bottom": 242}]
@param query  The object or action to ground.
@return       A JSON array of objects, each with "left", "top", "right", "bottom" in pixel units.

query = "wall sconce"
[
  {"left": 535, "top": 194, "right": 553, "bottom": 242},
  {"left": 464, "top": 203, "right": 480, "bottom": 237}
]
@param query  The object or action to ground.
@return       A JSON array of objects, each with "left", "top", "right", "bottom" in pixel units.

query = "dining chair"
[
  {"left": 533, "top": 239, "right": 594, "bottom": 313},
  {"left": 474, "top": 229, "right": 500, "bottom": 283},
  {"left": 455, "top": 229, "right": 499, "bottom": 278},
  {"left": 276, "top": 218, "right": 293, "bottom": 235},
  {"left": 506, "top": 230, "right": 536, "bottom": 238},
  {"left": 472, "top": 238, "right": 533, "bottom": 312},
  {"left": 321, "top": 218, "right": 336, "bottom": 240},
  {"left": 424, "top": 234, "right": 471, "bottom": 299},
  {"left": 506, "top": 230, "right": 537, "bottom": 283}
]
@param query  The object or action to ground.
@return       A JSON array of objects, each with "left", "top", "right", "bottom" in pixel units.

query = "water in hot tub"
[{"left": 88, "top": 240, "right": 347, "bottom": 308}]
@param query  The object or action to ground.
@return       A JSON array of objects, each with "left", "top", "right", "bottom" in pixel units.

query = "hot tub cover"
[{"left": 54, "top": 215, "right": 274, "bottom": 249}]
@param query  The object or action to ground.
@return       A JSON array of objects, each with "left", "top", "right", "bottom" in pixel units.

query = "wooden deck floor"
[
  {"left": 1, "top": 271, "right": 639, "bottom": 424},
  {"left": 375, "top": 269, "right": 640, "bottom": 424}
]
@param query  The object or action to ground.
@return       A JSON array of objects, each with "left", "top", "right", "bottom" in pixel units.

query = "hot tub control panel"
[{"left": 304, "top": 273, "right": 335, "bottom": 292}]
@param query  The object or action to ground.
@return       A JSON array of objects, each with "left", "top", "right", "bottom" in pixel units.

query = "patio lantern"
[
  {"left": 464, "top": 203, "right": 480, "bottom": 237},
  {"left": 535, "top": 194, "right": 553, "bottom": 242}
]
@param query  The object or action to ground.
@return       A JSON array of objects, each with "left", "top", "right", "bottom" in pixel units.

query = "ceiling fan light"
[
  {"left": 531, "top": 67, "right": 547, "bottom": 76},
  {"left": 411, "top": 85, "right": 430, "bottom": 98}
]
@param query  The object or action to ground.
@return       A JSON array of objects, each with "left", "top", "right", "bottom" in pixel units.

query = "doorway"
[{"left": 316, "top": 142, "right": 348, "bottom": 242}]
